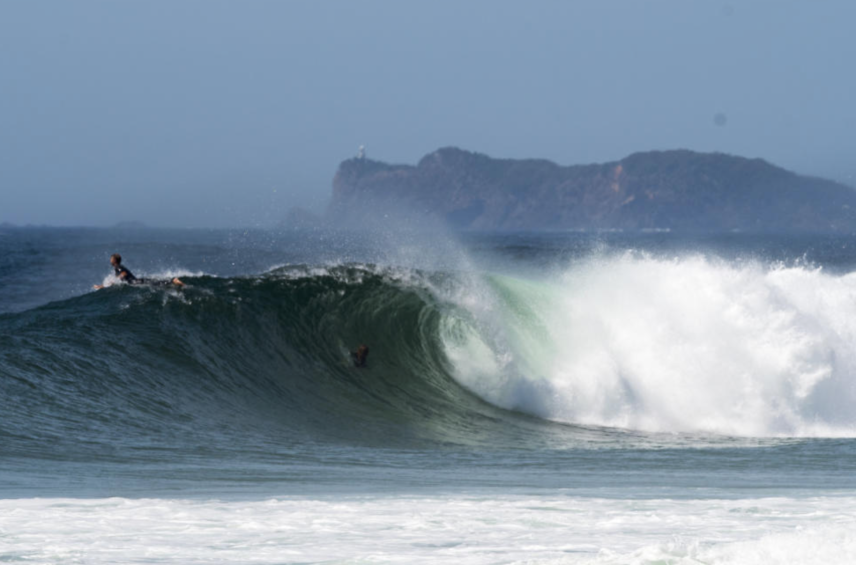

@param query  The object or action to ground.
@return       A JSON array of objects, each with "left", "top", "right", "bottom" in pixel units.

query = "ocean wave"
[{"left": 2, "top": 257, "right": 856, "bottom": 457}]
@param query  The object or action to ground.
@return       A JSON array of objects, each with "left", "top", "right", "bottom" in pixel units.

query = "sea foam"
[
  {"left": 442, "top": 253, "right": 856, "bottom": 437},
  {"left": 2, "top": 495, "right": 854, "bottom": 564}
]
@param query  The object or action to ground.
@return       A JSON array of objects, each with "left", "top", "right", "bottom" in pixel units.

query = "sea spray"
[{"left": 442, "top": 253, "right": 856, "bottom": 437}]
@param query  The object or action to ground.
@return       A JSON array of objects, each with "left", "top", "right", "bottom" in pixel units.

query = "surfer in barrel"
[
  {"left": 93, "top": 253, "right": 185, "bottom": 289},
  {"left": 351, "top": 344, "right": 369, "bottom": 368}
]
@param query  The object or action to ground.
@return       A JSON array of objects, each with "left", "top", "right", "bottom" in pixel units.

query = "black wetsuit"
[
  {"left": 113, "top": 264, "right": 176, "bottom": 286},
  {"left": 114, "top": 265, "right": 137, "bottom": 283}
]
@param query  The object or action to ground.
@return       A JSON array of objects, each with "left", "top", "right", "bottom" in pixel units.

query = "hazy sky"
[{"left": 2, "top": 1, "right": 854, "bottom": 227}]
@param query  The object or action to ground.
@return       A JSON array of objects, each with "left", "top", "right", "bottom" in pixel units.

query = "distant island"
[{"left": 327, "top": 147, "right": 856, "bottom": 232}]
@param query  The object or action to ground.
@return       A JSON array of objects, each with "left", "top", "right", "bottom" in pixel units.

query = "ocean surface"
[{"left": 2, "top": 226, "right": 856, "bottom": 564}]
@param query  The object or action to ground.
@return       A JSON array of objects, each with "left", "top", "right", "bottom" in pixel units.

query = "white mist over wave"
[
  {"left": 442, "top": 253, "right": 856, "bottom": 437},
  {"left": 2, "top": 495, "right": 854, "bottom": 565}
]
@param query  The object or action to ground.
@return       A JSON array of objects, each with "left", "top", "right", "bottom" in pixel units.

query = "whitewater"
[
  {"left": 2, "top": 227, "right": 856, "bottom": 564},
  {"left": 445, "top": 253, "right": 856, "bottom": 437}
]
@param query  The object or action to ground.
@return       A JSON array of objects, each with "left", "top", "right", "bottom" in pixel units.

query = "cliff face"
[{"left": 328, "top": 147, "right": 856, "bottom": 232}]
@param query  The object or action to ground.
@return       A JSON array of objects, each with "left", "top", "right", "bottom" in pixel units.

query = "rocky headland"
[{"left": 327, "top": 147, "right": 856, "bottom": 232}]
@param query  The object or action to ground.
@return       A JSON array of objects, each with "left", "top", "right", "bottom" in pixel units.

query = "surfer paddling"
[
  {"left": 351, "top": 344, "right": 369, "bottom": 368},
  {"left": 93, "top": 253, "right": 185, "bottom": 289}
]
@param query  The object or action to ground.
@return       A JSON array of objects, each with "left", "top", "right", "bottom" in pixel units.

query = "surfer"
[
  {"left": 93, "top": 253, "right": 185, "bottom": 289},
  {"left": 351, "top": 344, "right": 369, "bottom": 368}
]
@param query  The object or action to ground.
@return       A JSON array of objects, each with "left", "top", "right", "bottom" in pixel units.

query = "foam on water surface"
[{"left": 2, "top": 495, "right": 855, "bottom": 565}]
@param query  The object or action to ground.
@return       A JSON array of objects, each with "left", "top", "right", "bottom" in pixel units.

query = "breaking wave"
[{"left": 2, "top": 254, "right": 856, "bottom": 463}]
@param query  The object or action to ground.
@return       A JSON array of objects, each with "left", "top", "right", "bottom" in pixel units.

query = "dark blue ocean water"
[{"left": 2, "top": 227, "right": 856, "bottom": 563}]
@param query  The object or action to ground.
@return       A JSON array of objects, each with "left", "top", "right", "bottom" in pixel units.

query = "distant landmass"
[
  {"left": 327, "top": 147, "right": 856, "bottom": 232},
  {"left": 112, "top": 221, "right": 149, "bottom": 230}
]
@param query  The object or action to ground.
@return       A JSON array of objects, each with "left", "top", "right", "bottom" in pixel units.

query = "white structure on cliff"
[{"left": 357, "top": 145, "right": 365, "bottom": 160}]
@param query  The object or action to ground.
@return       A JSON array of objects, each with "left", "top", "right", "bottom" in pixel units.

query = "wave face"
[
  {"left": 0, "top": 265, "right": 536, "bottom": 458},
  {"left": 2, "top": 253, "right": 856, "bottom": 465},
  {"left": 446, "top": 253, "right": 856, "bottom": 437}
]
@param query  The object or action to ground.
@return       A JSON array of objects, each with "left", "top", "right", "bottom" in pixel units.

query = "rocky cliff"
[{"left": 328, "top": 147, "right": 856, "bottom": 232}]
